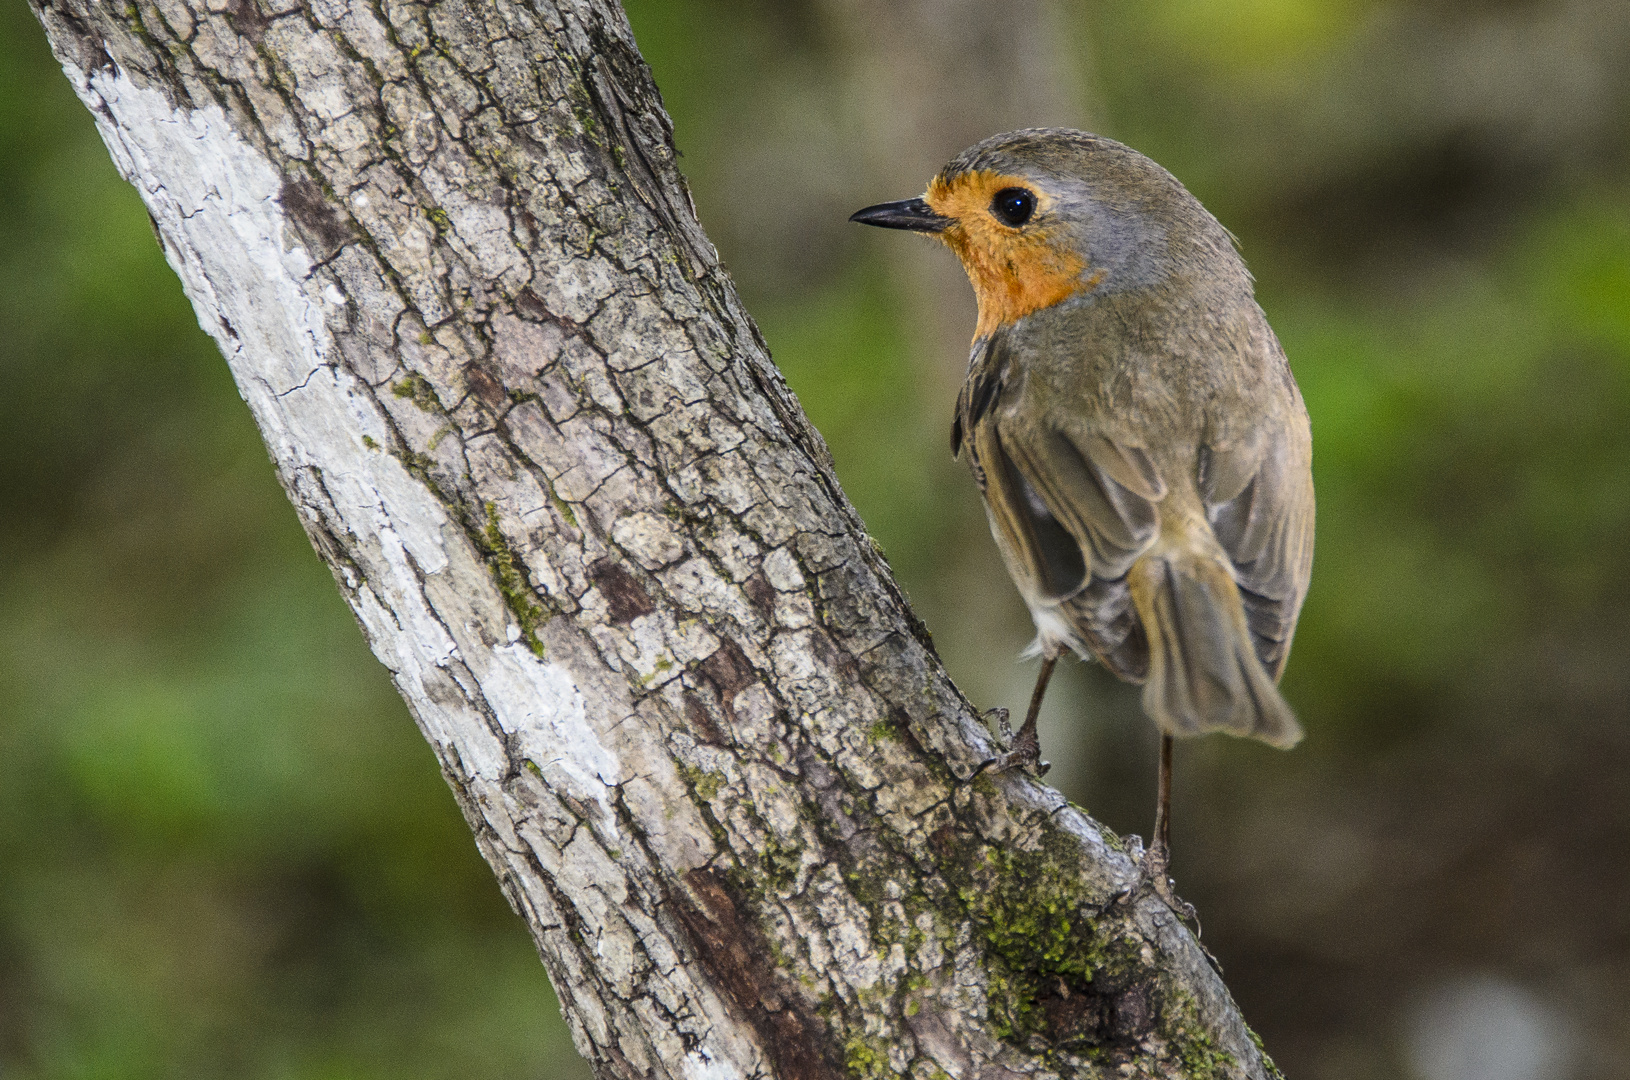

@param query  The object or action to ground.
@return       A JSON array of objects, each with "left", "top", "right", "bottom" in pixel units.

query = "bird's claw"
[
  {"left": 975, "top": 748, "right": 1052, "bottom": 778},
  {"left": 1134, "top": 841, "right": 1202, "bottom": 936},
  {"left": 971, "top": 709, "right": 1050, "bottom": 778},
  {"left": 1101, "top": 840, "right": 1220, "bottom": 970}
]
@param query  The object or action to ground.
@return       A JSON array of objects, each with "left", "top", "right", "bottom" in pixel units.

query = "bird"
[{"left": 850, "top": 129, "right": 1314, "bottom": 909}]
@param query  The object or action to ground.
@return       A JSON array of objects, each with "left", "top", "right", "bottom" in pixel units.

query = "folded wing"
[
  {"left": 959, "top": 359, "right": 1165, "bottom": 681},
  {"left": 1199, "top": 422, "right": 1315, "bottom": 679}
]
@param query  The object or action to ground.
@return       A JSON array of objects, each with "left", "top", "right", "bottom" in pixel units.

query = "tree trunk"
[{"left": 27, "top": 0, "right": 1281, "bottom": 1076}]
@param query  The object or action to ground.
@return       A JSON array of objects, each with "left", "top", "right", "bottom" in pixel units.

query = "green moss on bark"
[
  {"left": 392, "top": 372, "right": 442, "bottom": 412},
  {"left": 953, "top": 844, "right": 1117, "bottom": 1040},
  {"left": 480, "top": 501, "right": 546, "bottom": 655}
]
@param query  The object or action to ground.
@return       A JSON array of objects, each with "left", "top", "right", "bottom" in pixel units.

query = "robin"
[{"left": 851, "top": 129, "right": 1313, "bottom": 907}]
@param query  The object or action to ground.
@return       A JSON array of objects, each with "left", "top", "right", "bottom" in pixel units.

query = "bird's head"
[{"left": 851, "top": 129, "right": 1234, "bottom": 341}]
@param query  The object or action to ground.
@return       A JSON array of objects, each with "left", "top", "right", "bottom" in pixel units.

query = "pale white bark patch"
[
  {"left": 486, "top": 641, "right": 622, "bottom": 812},
  {"left": 62, "top": 59, "right": 622, "bottom": 824},
  {"left": 681, "top": 1049, "right": 747, "bottom": 1080}
]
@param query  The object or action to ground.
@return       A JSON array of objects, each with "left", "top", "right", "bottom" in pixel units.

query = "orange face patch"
[{"left": 926, "top": 170, "right": 1095, "bottom": 340}]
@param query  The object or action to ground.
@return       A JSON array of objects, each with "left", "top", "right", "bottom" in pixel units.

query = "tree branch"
[{"left": 28, "top": 0, "right": 1281, "bottom": 1075}]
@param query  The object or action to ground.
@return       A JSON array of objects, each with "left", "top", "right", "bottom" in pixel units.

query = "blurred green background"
[{"left": 3, "top": 0, "right": 1628, "bottom": 1077}]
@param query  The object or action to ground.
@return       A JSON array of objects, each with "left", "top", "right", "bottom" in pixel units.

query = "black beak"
[{"left": 849, "top": 197, "right": 950, "bottom": 233}]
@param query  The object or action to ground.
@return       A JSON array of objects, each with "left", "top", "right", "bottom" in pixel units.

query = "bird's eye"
[{"left": 991, "top": 187, "right": 1036, "bottom": 227}]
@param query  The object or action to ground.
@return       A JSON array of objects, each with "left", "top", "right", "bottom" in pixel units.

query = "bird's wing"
[
  {"left": 1199, "top": 418, "right": 1315, "bottom": 678},
  {"left": 957, "top": 333, "right": 1086, "bottom": 602},
  {"left": 1001, "top": 424, "right": 1163, "bottom": 584},
  {"left": 954, "top": 329, "right": 1165, "bottom": 672},
  {"left": 1002, "top": 419, "right": 1170, "bottom": 680},
  {"left": 956, "top": 330, "right": 1159, "bottom": 600},
  {"left": 969, "top": 418, "right": 1089, "bottom": 601}
]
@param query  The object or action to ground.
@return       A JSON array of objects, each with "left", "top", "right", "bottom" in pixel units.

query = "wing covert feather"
[{"left": 1001, "top": 425, "right": 1159, "bottom": 582}]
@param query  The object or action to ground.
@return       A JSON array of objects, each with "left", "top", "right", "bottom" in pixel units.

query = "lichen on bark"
[{"left": 28, "top": 0, "right": 1284, "bottom": 1075}]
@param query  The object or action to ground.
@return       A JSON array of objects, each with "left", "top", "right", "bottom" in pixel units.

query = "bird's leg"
[
  {"left": 1012, "top": 655, "right": 1055, "bottom": 769},
  {"left": 1154, "top": 732, "right": 1173, "bottom": 855},
  {"left": 1139, "top": 734, "right": 1199, "bottom": 926},
  {"left": 974, "top": 655, "right": 1056, "bottom": 777}
]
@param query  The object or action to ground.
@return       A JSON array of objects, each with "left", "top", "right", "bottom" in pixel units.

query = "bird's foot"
[
  {"left": 1136, "top": 840, "right": 1202, "bottom": 936},
  {"left": 972, "top": 707, "right": 1050, "bottom": 777}
]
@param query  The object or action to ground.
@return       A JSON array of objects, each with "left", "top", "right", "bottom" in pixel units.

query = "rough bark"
[{"left": 28, "top": 0, "right": 1282, "bottom": 1077}]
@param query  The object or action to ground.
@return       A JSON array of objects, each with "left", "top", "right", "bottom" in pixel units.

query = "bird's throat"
[{"left": 925, "top": 169, "right": 1098, "bottom": 340}]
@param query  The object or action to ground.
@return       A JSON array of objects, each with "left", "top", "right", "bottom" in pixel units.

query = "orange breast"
[{"left": 926, "top": 170, "right": 1096, "bottom": 340}]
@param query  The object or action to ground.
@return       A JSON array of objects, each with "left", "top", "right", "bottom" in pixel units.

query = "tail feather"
[{"left": 1128, "top": 554, "right": 1302, "bottom": 748}]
